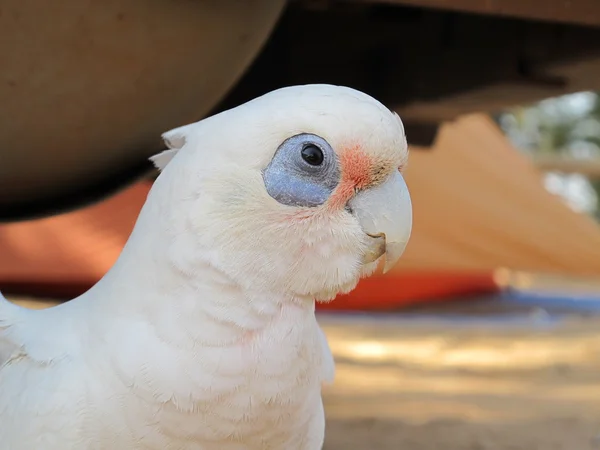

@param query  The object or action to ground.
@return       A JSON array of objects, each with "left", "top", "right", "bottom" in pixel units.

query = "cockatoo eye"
[
  {"left": 301, "top": 144, "right": 324, "bottom": 166},
  {"left": 262, "top": 133, "right": 340, "bottom": 207}
]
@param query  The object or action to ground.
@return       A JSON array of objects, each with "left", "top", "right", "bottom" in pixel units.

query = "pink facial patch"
[{"left": 328, "top": 146, "right": 373, "bottom": 210}]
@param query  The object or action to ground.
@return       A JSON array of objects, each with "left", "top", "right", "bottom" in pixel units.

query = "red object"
[{"left": 316, "top": 271, "right": 499, "bottom": 311}]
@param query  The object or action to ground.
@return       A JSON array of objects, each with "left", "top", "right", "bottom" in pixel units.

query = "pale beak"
[{"left": 348, "top": 171, "right": 413, "bottom": 273}]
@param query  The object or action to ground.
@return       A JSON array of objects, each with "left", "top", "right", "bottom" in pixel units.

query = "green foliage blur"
[{"left": 496, "top": 92, "right": 600, "bottom": 220}]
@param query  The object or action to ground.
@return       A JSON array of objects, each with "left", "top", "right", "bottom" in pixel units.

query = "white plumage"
[{"left": 0, "top": 84, "right": 411, "bottom": 449}]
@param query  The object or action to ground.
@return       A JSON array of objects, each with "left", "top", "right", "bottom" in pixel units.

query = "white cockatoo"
[{"left": 0, "top": 84, "right": 412, "bottom": 449}]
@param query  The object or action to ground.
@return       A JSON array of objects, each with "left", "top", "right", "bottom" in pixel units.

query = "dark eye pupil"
[{"left": 301, "top": 144, "right": 324, "bottom": 166}]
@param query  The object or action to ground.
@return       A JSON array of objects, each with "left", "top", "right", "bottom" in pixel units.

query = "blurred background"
[{"left": 2, "top": 1, "right": 600, "bottom": 449}]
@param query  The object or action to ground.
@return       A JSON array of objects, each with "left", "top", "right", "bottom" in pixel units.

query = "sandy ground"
[
  {"left": 9, "top": 295, "right": 600, "bottom": 450},
  {"left": 320, "top": 311, "right": 600, "bottom": 450}
]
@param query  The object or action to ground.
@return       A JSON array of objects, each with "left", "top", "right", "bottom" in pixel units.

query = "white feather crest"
[{"left": 149, "top": 122, "right": 195, "bottom": 171}]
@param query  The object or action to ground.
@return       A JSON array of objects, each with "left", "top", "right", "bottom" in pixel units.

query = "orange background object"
[{"left": 1, "top": 114, "right": 600, "bottom": 309}]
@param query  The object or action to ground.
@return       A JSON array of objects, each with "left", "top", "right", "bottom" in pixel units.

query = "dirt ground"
[
  {"left": 9, "top": 295, "right": 600, "bottom": 450},
  {"left": 319, "top": 311, "right": 600, "bottom": 450}
]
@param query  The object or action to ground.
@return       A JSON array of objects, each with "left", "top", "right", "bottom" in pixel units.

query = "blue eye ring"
[{"left": 262, "top": 133, "right": 341, "bottom": 208}]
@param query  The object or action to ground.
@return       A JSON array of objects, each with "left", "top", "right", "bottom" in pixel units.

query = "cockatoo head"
[{"left": 149, "top": 84, "right": 411, "bottom": 302}]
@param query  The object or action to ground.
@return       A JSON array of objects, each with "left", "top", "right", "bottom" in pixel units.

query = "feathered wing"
[
  {"left": 0, "top": 292, "right": 27, "bottom": 367},
  {"left": 0, "top": 292, "right": 73, "bottom": 367},
  {"left": 0, "top": 294, "right": 88, "bottom": 448}
]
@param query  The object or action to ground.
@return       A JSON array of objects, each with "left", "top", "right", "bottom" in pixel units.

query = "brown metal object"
[{"left": 0, "top": 0, "right": 285, "bottom": 220}]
